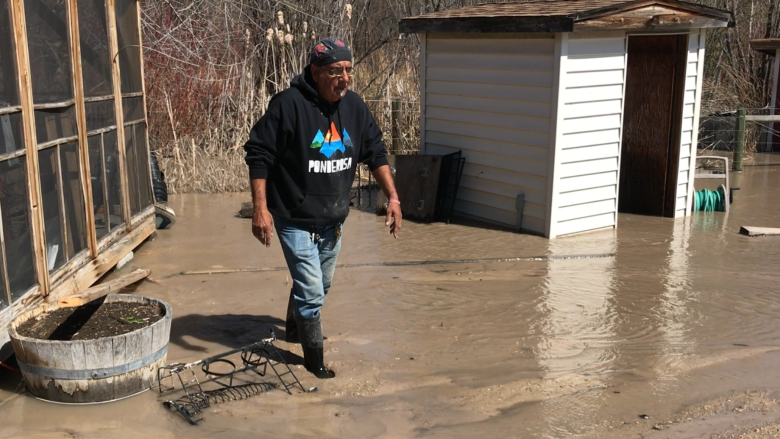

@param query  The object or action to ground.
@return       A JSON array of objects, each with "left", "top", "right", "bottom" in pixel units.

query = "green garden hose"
[{"left": 694, "top": 186, "right": 727, "bottom": 212}]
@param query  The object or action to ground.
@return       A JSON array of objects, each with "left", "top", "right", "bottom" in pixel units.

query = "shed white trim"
[{"left": 419, "top": 33, "right": 427, "bottom": 154}]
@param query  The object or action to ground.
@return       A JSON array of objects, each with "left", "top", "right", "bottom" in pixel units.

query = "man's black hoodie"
[{"left": 244, "top": 67, "right": 388, "bottom": 226}]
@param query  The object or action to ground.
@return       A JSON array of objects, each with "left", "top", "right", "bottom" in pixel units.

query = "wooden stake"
[
  {"left": 739, "top": 226, "right": 780, "bottom": 237},
  {"left": 11, "top": 0, "right": 50, "bottom": 296},
  {"left": 57, "top": 268, "right": 150, "bottom": 307}
]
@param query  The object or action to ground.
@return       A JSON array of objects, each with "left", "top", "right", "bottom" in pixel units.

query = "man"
[{"left": 243, "top": 37, "right": 402, "bottom": 379}]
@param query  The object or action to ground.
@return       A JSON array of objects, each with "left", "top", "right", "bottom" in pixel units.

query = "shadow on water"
[{"left": 169, "top": 313, "right": 302, "bottom": 365}]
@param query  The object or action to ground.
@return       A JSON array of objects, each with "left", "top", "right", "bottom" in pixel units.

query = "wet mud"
[{"left": 1, "top": 155, "right": 780, "bottom": 438}]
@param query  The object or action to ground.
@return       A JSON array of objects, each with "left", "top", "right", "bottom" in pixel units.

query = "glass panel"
[
  {"left": 124, "top": 126, "right": 139, "bottom": 215},
  {"left": 0, "top": 0, "right": 19, "bottom": 107},
  {"left": 134, "top": 123, "right": 152, "bottom": 210},
  {"left": 38, "top": 146, "right": 65, "bottom": 271},
  {"left": 85, "top": 99, "right": 115, "bottom": 131},
  {"left": 25, "top": 0, "right": 73, "bottom": 104},
  {"left": 35, "top": 106, "right": 77, "bottom": 144},
  {"left": 87, "top": 135, "right": 107, "bottom": 239},
  {"left": 77, "top": 0, "right": 112, "bottom": 97},
  {"left": 0, "top": 157, "right": 36, "bottom": 300},
  {"left": 60, "top": 142, "right": 87, "bottom": 258},
  {"left": 104, "top": 129, "right": 123, "bottom": 229},
  {"left": 122, "top": 96, "right": 143, "bottom": 122},
  {"left": 0, "top": 112, "right": 25, "bottom": 154},
  {"left": 115, "top": 0, "right": 141, "bottom": 94}
]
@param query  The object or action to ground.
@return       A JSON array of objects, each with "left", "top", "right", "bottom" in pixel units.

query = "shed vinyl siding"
[
  {"left": 679, "top": 30, "right": 705, "bottom": 217},
  {"left": 552, "top": 33, "right": 627, "bottom": 237},
  {"left": 423, "top": 35, "right": 556, "bottom": 234}
]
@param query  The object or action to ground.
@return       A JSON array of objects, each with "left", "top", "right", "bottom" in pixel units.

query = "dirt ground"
[{"left": 0, "top": 155, "right": 779, "bottom": 438}]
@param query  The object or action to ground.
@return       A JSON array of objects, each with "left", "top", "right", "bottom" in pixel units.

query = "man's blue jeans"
[{"left": 275, "top": 216, "right": 342, "bottom": 320}]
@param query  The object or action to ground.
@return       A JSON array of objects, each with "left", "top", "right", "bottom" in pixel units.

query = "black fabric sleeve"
[
  {"left": 243, "top": 97, "right": 288, "bottom": 180},
  {"left": 359, "top": 104, "right": 389, "bottom": 171}
]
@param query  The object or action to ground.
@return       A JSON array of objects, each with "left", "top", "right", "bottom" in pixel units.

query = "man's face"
[{"left": 312, "top": 61, "right": 352, "bottom": 104}]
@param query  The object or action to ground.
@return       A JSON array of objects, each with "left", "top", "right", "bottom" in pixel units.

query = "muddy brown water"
[{"left": 1, "top": 155, "right": 779, "bottom": 438}]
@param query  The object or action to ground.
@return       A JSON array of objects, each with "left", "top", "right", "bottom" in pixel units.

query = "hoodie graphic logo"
[
  {"left": 310, "top": 122, "right": 353, "bottom": 158},
  {"left": 308, "top": 122, "right": 354, "bottom": 174}
]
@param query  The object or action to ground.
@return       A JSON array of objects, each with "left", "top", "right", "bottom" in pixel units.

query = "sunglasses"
[{"left": 320, "top": 66, "right": 353, "bottom": 77}]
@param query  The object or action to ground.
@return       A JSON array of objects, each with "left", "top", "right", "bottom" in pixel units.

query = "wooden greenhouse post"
[
  {"left": 106, "top": 0, "right": 132, "bottom": 231},
  {"left": 67, "top": 0, "right": 99, "bottom": 258},
  {"left": 137, "top": 0, "right": 155, "bottom": 214},
  {"left": 10, "top": 0, "right": 50, "bottom": 296}
]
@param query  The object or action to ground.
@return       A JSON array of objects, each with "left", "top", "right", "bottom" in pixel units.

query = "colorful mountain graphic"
[{"left": 310, "top": 122, "right": 353, "bottom": 158}]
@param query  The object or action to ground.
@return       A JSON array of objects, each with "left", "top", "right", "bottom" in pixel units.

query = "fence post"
[
  {"left": 733, "top": 108, "right": 745, "bottom": 171},
  {"left": 392, "top": 99, "right": 401, "bottom": 155}
]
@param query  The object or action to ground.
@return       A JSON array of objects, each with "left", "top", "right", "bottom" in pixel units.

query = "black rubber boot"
[
  {"left": 297, "top": 315, "right": 335, "bottom": 379},
  {"left": 284, "top": 290, "right": 299, "bottom": 343}
]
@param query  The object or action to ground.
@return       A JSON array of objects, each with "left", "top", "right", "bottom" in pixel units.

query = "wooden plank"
[
  {"left": 11, "top": 0, "right": 49, "bottom": 296},
  {"left": 426, "top": 80, "right": 552, "bottom": 103},
  {"left": 566, "top": 54, "right": 625, "bottom": 73},
  {"left": 106, "top": 0, "right": 131, "bottom": 231},
  {"left": 68, "top": 0, "right": 98, "bottom": 259},
  {"left": 565, "top": 70, "right": 624, "bottom": 88},
  {"left": 562, "top": 99, "right": 622, "bottom": 119},
  {"left": 426, "top": 53, "right": 554, "bottom": 72},
  {"left": 565, "top": 84, "right": 624, "bottom": 103},
  {"left": 556, "top": 212, "right": 615, "bottom": 236},
  {"left": 426, "top": 131, "right": 549, "bottom": 162},
  {"left": 426, "top": 118, "right": 551, "bottom": 148},
  {"left": 744, "top": 115, "right": 780, "bottom": 122},
  {"left": 49, "top": 214, "right": 154, "bottom": 300},
  {"left": 136, "top": 0, "right": 154, "bottom": 224},
  {"left": 426, "top": 37, "right": 555, "bottom": 55},
  {"left": 426, "top": 93, "right": 552, "bottom": 118},
  {"left": 427, "top": 106, "right": 551, "bottom": 133},
  {"left": 546, "top": 32, "right": 567, "bottom": 239},
  {"left": 426, "top": 66, "right": 553, "bottom": 87},
  {"left": 57, "top": 268, "right": 150, "bottom": 307},
  {"left": 739, "top": 226, "right": 780, "bottom": 237}
]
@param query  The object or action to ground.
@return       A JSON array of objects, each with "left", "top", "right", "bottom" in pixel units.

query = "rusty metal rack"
[{"left": 157, "top": 330, "right": 305, "bottom": 425}]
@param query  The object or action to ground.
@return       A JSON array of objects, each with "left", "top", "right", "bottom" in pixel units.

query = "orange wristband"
[{"left": 389, "top": 199, "right": 401, "bottom": 205}]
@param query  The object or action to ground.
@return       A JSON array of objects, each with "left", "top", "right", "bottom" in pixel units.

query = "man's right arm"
[{"left": 251, "top": 178, "right": 274, "bottom": 247}]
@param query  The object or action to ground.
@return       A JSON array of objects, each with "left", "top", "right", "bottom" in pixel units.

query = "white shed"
[{"left": 399, "top": 0, "right": 734, "bottom": 238}]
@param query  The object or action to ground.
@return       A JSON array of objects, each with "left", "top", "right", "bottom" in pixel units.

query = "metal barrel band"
[{"left": 17, "top": 345, "right": 168, "bottom": 380}]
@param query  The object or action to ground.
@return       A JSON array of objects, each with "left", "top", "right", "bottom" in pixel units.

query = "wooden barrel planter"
[{"left": 8, "top": 294, "right": 172, "bottom": 403}]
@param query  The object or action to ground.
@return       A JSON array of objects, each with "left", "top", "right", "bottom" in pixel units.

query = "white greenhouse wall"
[
  {"left": 421, "top": 34, "right": 556, "bottom": 234},
  {"left": 679, "top": 30, "right": 706, "bottom": 217},
  {"left": 548, "top": 32, "right": 627, "bottom": 238}
]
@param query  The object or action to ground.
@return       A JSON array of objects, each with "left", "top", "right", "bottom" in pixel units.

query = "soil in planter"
[{"left": 16, "top": 301, "right": 164, "bottom": 341}]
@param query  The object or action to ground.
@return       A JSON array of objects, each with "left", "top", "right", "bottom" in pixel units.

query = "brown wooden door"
[{"left": 619, "top": 35, "right": 687, "bottom": 217}]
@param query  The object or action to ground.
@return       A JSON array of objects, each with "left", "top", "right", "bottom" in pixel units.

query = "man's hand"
[
  {"left": 372, "top": 164, "right": 402, "bottom": 239},
  {"left": 252, "top": 207, "right": 274, "bottom": 247},
  {"left": 385, "top": 202, "right": 402, "bottom": 238},
  {"left": 250, "top": 178, "right": 273, "bottom": 247}
]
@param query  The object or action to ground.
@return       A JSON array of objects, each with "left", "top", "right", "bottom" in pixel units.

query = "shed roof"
[
  {"left": 750, "top": 39, "right": 780, "bottom": 56},
  {"left": 399, "top": 0, "right": 734, "bottom": 34}
]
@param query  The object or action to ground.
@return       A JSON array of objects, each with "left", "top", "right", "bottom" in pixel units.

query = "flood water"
[{"left": 1, "top": 155, "right": 779, "bottom": 438}]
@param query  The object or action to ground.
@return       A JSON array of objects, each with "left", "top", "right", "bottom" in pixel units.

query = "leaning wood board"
[{"left": 739, "top": 226, "right": 780, "bottom": 237}]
